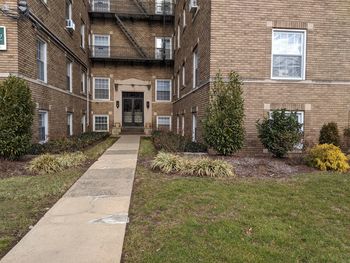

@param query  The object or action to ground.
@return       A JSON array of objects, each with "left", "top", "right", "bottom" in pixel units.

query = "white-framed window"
[
  {"left": 81, "top": 114, "right": 86, "bottom": 133},
  {"left": 192, "top": 113, "right": 197, "bottom": 142},
  {"left": 67, "top": 60, "right": 73, "bottom": 92},
  {"left": 80, "top": 22, "right": 85, "bottom": 49},
  {"left": 81, "top": 70, "right": 86, "bottom": 94},
  {"left": 181, "top": 115, "right": 185, "bottom": 136},
  {"left": 65, "top": 0, "right": 72, "bottom": 20},
  {"left": 156, "top": 79, "right": 172, "bottom": 102},
  {"left": 67, "top": 112, "right": 73, "bottom": 136},
  {"left": 155, "top": 37, "right": 172, "bottom": 59},
  {"left": 193, "top": 47, "right": 199, "bottom": 89},
  {"left": 183, "top": 9, "right": 186, "bottom": 28},
  {"left": 157, "top": 116, "right": 172, "bottom": 131},
  {"left": 93, "top": 78, "right": 110, "bottom": 100},
  {"left": 155, "top": 0, "right": 173, "bottom": 15},
  {"left": 37, "top": 39, "right": 47, "bottom": 83},
  {"left": 93, "top": 34, "right": 110, "bottom": 57},
  {"left": 271, "top": 29, "right": 306, "bottom": 80},
  {"left": 182, "top": 64, "right": 186, "bottom": 86},
  {"left": 176, "top": 115, "right": 180, "bottom": 134},
  {"left": 177, "top": 73, "right": 180, "bottom": 98},
  {"left": 93, "top": 115, "right": 109, "bottom": 132},
  {"left": 92, "top": 0, "right": 110, "bottom": 12},
  {"left": 269, "top": 110, "right": 304, "bottom": 149},
  {"left": 38, "top": 110, "right": 48, "bottom": 143},
  {"left": 177, "top": 25, "right": 181, "bottom": 48}
]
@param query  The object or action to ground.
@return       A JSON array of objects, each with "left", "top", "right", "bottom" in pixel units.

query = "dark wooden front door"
[{"left": 122, "top": 92, "right": 144, "bottom": 127}]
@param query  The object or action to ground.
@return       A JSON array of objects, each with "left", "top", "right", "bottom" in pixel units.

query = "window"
[
  {"left": 81, "top": 71, "right": 86, "bottom": 94},
  {"left": 66, "top": 61, "right": 73, "bottom": 92},
  {"left": 67, "top": 113, "right": 73, "bottom": 136},
  {"left": 81, "top": 114, "right": 86, "bottom": 133},
  {"left": 157, "top": 116, "right": 172, "bottom": 131},
  {"left": 156, "top": 80, "right": 171, "bottom": 101},
  {"left": 193, "top": 47, "right": 199, "bottom": 88},
  {"left": 80, "top": 22, "right": 85, "bottom": 48},
  {"left": 37, "top": 39, "right": 47, "bottom": 82},
  {"left": 93, "top": 35, "right": 110, "bottom": 57},
  {"left": 183, "top": 9, "right": 186, "bottom": 28},
  {"left": 92, "top": 0, "right": 110, "bottom": 12},
  {"left": 38, "top": 111, "right": 48, "bottom": 143},
  {"left": 155, "top": 37, "right": 172, "bottom": 60},
  {"left": 155, "top": 0, "right": 173, "bottom": 15},
  {"left": 192, "top": 113, "right": 197, "bottom": 142},
  {"left": 94, "top": 115, "right": 109, "bottom": 132},
  {"left": 269, "top": 111, "right": 304, "bottom": 149},
  {"left": 65, "top": 0, "right": 72, "bottom": 20},
  {"left": 182, "top": 64, "right": 186, "bottom": 86},
  {"left": 272, "top": 30, "right": 306, "bottom": 80},
  {"left": 177, "top": 25, "right": 181, "bottom": 48},
  {"left": 177, "top": 73, "right": 180, "bottom": 98},
  {"left": 94, "top": 78, "right": 110, "bottom": 100},
  {"left": 176, "top": 116, "right": 180, "bottom": 134},
  {"left": 181, "top": 115, "right": 185, "bottom": 136}
]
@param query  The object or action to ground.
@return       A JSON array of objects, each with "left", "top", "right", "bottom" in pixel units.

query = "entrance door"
[{"left": 122, "top": 92, "right": 144, "bottom": 127}]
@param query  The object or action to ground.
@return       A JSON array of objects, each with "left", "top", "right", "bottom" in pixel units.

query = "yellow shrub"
[{"left": 306, "top": 144, "right": 349, "bottom": 172}]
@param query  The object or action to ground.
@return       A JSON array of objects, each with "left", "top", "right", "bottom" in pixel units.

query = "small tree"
[
  {"left": 203, "top": 71, "right": 245, "bottom": 155},
  {"left": 319, "top": 122, "right": 340, "bottom": 146},
  {"left": 0, "top": 76, "right": 35, "bottom": 159},
  {"left": 256, "top": 109, "right": 303, "bottom": 158}
]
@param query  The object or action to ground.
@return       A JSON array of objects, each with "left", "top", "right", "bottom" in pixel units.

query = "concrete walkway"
[{"left": 1, "top": 135, "right": 140, "bottom": 263}]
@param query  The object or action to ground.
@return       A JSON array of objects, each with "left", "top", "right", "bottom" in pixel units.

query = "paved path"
[{"left": 1, "top": 135, "right": 140, "bottom": 263}]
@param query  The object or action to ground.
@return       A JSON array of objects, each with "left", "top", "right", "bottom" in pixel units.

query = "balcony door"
[
  {"left": 122, "top": 92, "right": 144, "bottom": 127},
  {"left": 155, "top": 37, "right": 172, "bottom": 60},
  {"left": 93, "top": 34, "right": 110, "bottom": 58}
]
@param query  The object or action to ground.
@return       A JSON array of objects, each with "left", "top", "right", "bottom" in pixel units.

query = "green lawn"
[
  {"left": 0, "top": 137, "right": 117, "bottom": 258},
  {"left": 123, "top": 138, "right": 350, "bottom": 263}
]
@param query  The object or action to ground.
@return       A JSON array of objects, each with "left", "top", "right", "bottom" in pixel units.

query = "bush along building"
[{"left": 1, "top": 0, "right": 350, "bottom": 153}]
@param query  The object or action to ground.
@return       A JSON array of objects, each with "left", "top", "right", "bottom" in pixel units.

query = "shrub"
[
  {"left": 319, "top": 122, "right": 340, "bottom": 146},
  {"left": 0, "top": 76, "right": 35, "bottom": 159},
  {"left": 256, "top": 109, "right": 303, "bottom": 158},
  {"left": 30, "top": 132, "right": 109, "bottom": 155},
  {"left": 306, "top": 144, "right": 349, "bottom": 172},
  {"left": 152, "top": 131, "right": 207, "bottom": 153},
  {"left": 185, "top": 158, "right": 235, "bottom": 178},
  {"left": 151, "top": 152, "right": 186, "bottom": 173},
  {"left": 203, "top": 71, "right": 245, "bottom": 156},
  {"left": 151, "top": 152, "right": 235, "bottom": 178},
  {"left": 27, "top": 152, "right": 87, "bottom": 174}
]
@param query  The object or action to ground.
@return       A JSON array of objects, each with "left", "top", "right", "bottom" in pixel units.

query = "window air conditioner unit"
[
  {"left": 189, "top": 0, "right": 198, "bottom": 13},
  {"left": 66, "top": 19, "right": 75, "bottom": 31}
]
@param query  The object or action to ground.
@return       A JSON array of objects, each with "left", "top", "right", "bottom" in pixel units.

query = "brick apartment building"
[{"left": 1, "top": 0, "right": 350, "bottom": 153}]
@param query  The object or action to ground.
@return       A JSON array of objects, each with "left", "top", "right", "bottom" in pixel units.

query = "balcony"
[
  {"left": 89, "top": 0, "right": 175, "bottom": 21},
  {"left": 89, "top": 46, "right": 174, "bottom": 64}
]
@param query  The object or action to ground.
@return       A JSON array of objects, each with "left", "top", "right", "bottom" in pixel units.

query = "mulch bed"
[
  {"left": 224, "top": 156, "right": 316, "bottom": 178},
  {"left": 0, "top": 156, "right": 34, "bottom": 179}
]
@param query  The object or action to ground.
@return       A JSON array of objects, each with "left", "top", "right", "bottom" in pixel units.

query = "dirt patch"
[
  {"left": 224, "top": 156, "right": 316, "bottom": 178},
  {"left": 0, "top": 156, "right": 34, "bottom": 179}
]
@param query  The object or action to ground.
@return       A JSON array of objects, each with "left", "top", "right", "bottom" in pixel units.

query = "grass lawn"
[
  {"left": 123, "top": 138, "right": 350, "bottom": 263},
  {"left": 0, "top": 137, "right": 117, "bottom": 258}
]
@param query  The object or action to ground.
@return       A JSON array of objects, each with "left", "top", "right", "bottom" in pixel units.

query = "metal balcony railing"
[
  {"left": 90, "top": 0, "right": 175, "bottom": 16},
  {"left": 90, "top": 46, "right": 173, "bottom": 62}
]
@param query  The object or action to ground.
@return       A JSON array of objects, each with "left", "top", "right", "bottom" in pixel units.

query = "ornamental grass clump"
[
  {"left": 151, "top": 152, "right": 235, "bottom": 178},
  {"left": 185, "top": 158, "right": 235, "bottom": 178},
  {"left": 306, "top": 144, "right": 349, "bottom": 173},
  {"left": 151, "top": 152, "right": 187, "bottom": 173},
  {"left": 28, "top": 152, "right": 87, "bottom": 174}
]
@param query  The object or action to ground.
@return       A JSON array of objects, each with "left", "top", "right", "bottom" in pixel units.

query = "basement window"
[
  {"left": 157, "top": 116, "right": 172, "bottom": 131},
  {"left": 271, "top": 29, "right": 306, "bottom": 80},
  {"left": 94, "top": 115, "right": 109, "bottom": 132}
]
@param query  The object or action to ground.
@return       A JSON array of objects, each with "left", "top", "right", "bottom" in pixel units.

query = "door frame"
[{"left": 122, "top": 92, "right": 145, "bottom": 127}]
